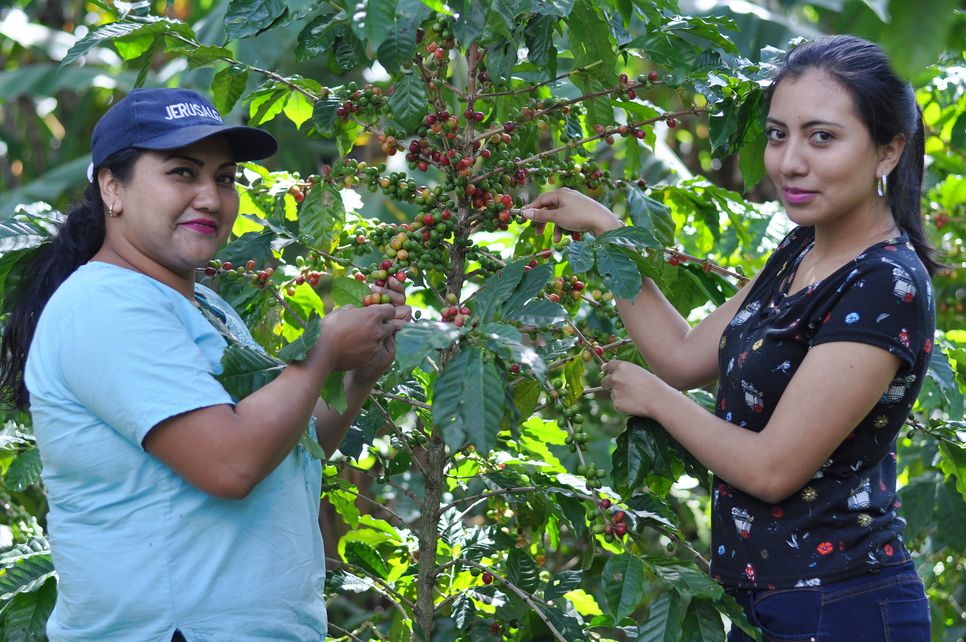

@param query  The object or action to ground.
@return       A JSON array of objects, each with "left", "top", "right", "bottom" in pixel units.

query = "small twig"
[
  {"left": 343, "top": 462, "right": 421, "bottom": 503},
  {"left": 462, "top": 561, "right": 568, "bottom": 642},
  {"left": 326, "top": 623, "right": 368, "bottom": 642},
  {"left": 267, "top": 286, "right": 308, "bottom": 329},
  {"left": 326, "top": 556, "right": 415, "bottom": 617},
  {"left": 370, "top": 390, "right": 431, "bottom": 411},
  {"left": 476, "top": 60, "right": 605, "bottom": 99},
  {"left": 337, "top": 484, "right": 411, "bottom": 532},
  {"left": 368, "top": 395, "right": 430, "bottom": 476},
  {"left": 441, "top": 485, "right": 540, "bottom": 515}
]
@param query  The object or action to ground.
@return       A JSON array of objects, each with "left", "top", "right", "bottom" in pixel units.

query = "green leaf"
[
  {"left": 451, "top": 0, "right": 486, "bottom": 46},
  {"left": 565, "top": 239, "right": 595, "bottom": 273},
  {"left": 334, "top": 28, "right": 367, "bottom": 71},
  {"left": 939, "top": 440, "right": 966, "bottom": 503},
  {"left": 596, "top": 244, "right": 643, "bottom": 300},
  {"left": 477, "top": 323, "right": 547, "bottom": 379},
  {"left": 183, "top": 44, "right": 233, "bottom": 69},
  {"left": 0, "top": 210, "right": 61, "bottom": 253},
  {"left": 394, "top": 321, "right": 464, "bottom": 373},
  {"left": 283, "top": 91, "right": 315, "bottom": 129},
  {"left": 248, "top": 87, "right": 287, "bottom": 126},
  {"left": 344, "top": 540, "right": 389, "bottom": 579},
  {"left": 299, "top": 427, "right": 327, "bottom": 460},
  {"left": 532, "top": 0, "right": 575, "bottom": 16},
  {"left": 626, "top": 187, "right": 675, "bottom": 247},
  {"left": 225, "top": 0, "right": 287, "bottom": 40},
  {"left": 211, "top": 66, "right": 249, "bottom": 115},
  {"left": 503, "top": 263, "right": 554, "bottom": 316},
  {"left": 363, "top": 0, "right": 396, "bottom": 48},
  {"left": 544, "top": 569, "right": 582, "bottom": 602},
  {"left": 62, "top": 18, "right": 191, "bottom": 66},
  {"left": 219, "top": 229, "right": 275, "bottom": 268},
  {"left": 376, "top": 4, "right": 418, "bottom": 75},
  {"left": 1, "top": 578, "right": 56, "bottom": 641},
  {"left": 299, "top": 182, "right": 345, "bottom": 249},
  {"left": 0, "top": 553, "right": 55, "bottom": 601},
  {"left": 652, "top": 564, "right": 723, "bottom": 600},
  {"left": 524, "top": 14, "right": 557, "bottom": 78},
  {"left": 387, "top": 72, "right": 428, "bottom": 132},
  {"left": 637, "top": 591, "right": 689, "bottom": 642},
  {"left": 474, "top": 259, "right": 526, "bottom": 321},
  {"left": 311, "top": 94, "right": 343, "bottom": 136},
  {"left": 432, "top": 347, "right": 506, "bottom": 457},
  {"left": 681, "top": 598, "right": 726, "bottom": 642},
  {"left": 603, "top": 554, "right": 646, "bottom": 622},
  {"left": 451, "top": 593, "right": 476, "bottom": 630},
  {"left": 321, "top": 371, "right": 348, "bottom": 414},
  {"left": 295, "top": 11, "right": 346, "bottom": 61},
  {"left": 3, "top": 447, "right": 42, "bottom": 492},
  {"left": 612, "top": 420, "right": 651, "bottom": 496},
  {"left": 217, "top": 343, "right": 285, "bottom": 399},
  {"left": 505, "top": 299, "right": 568, "bottom": 327},
  {"left": 598, "top": 225, "right": 661, "bottom": 251},
  {"left": 543, "top": 606, "right": 586, "bottom": 640},
  {"left": 927, "top": 347, "right": 959, "bottom": 409},
  {"left": 114, "top": 32, "right": 155, "bottom": 60},
  {"left": 332, "top": 276, "right": 370, "bottom": 307},
  {"left": 506, "top": 548, "right": 540, "bottom": 593},
  {"left": 277, "top": 315, "right": 321, "bottom": 361}
]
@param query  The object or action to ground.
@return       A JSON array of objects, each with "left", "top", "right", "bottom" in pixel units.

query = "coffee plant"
[{"left": 1, "top": 1, "right": 964, "bottom": 641}]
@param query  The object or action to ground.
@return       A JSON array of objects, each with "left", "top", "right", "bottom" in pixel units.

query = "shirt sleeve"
[
  {"left": 809, "top": 255, "right": 930, "bottom": 369},
  {"left": 60, "top": 284, "right": 235, "bottom": 448}
]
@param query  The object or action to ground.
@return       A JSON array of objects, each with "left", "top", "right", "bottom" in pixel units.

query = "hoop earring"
[
  {"left": 876, "top": 174, "right": 888, "bottom": 198},
  {"left": 108, "top": 202, "right": 119, "bottom": 218}
]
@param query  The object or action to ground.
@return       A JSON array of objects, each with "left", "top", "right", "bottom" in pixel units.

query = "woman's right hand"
[
  {"left": 522, "top": 188, "right": 623, "bottom": 240},
  {"left": 316, "top": 303, "right": 402, "bottom": 372}
]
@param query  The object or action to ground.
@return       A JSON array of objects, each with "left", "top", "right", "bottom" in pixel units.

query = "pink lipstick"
[
  {"left": 180, "top": 219, "right": 218, "bottom": 236},
  {"left": 782, "top": 188, "right": 816, "bottom": 205}
]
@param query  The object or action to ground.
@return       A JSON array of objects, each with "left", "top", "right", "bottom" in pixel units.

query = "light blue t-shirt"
[{"left": 24, "top": 262, "right": 326, "bottom": 642}]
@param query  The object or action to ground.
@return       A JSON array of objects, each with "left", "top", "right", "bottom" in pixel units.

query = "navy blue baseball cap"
[{"left": 89, "top": 87, "right": 277, "bottom": 180}]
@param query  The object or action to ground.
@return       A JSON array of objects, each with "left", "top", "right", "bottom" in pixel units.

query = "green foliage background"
[{"left": 0, "top": 1, "right": 964, "bottom": 641}]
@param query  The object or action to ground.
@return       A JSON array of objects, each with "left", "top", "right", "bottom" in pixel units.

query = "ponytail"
[
  {"left": 889, "top": 104, "right": 942, "bottom": 276},
  {"left": 0, "top": 149, "right": 141, "bottom": 410}
]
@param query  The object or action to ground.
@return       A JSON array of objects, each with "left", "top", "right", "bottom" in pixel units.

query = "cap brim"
[{"left": 135, "top": 124, "right": 278, "bottom": 162}]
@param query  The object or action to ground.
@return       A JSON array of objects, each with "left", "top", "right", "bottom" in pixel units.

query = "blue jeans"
[{"left": 727, "top": 561, "right": 930, "bottom": 642}]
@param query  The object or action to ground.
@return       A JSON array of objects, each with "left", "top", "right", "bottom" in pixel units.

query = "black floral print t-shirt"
[{"left": 711, "top": 226, "right": 935, "bottom": 589}]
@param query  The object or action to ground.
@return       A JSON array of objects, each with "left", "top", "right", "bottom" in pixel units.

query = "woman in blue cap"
[
  {"left": 523, "top": 35, "right": 934, "bottom": 641},
  {"left": 0, "top": 87, "right": 409, "bottom": 641}
]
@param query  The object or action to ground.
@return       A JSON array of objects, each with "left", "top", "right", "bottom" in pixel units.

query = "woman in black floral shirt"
[{"left": 524, "top": 35, "right": 936, "bottom": 641}]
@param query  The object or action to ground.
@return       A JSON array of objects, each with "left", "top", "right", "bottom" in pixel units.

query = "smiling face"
[
  {"left": 764, "top": 69, "right": 900, "bottom": 232},
  {"left": 97, "top": 137, "right": 238, "bottom": 293}
]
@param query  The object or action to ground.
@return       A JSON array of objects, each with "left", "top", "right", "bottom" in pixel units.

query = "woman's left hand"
[
  {"left": 349, "top": 276, "right": 411, "bottom": 386},
  {"left": 600, "top": 359, "right": 668, "bottom": 417}
]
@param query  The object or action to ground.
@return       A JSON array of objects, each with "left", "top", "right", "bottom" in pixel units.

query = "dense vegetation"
[{"left": 0, "top": 1, "right": 964, "bottom": 640}]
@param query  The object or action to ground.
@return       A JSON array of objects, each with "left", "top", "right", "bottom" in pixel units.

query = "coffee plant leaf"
[
  {"left": 332, "top": 276, "right": 371, "bottom": 307},
  {"left": 0, "top": 553, "right": 55, "bottom": 602},
  {"left": 596, "top": 244, "right": 643, "bottom": 300},
  {"left": 394, "top": 321, "right": 465, "bottom": 374},
  {"left": 451, "top": 593, "right": 476, "bottom": 631},
  {"left": 225, "top": 0, "right": 287, "bottom": 40},
  {"left": 276, "top": 314, "right": 321, "bottom": 361},
  {"left": 503, "top": 262, "right": 553, "bottom": 316},
  {"left": 506, "top": 548, "right": 540, "bottom": 594},
  {"left": 326, "top": 569, "right": 375, "bottom": 594},
  {"left": 652, "top": 564, "right": 723, "bottom": 600},
  {"left": 597, "top": 225, "right": 661, "bottom": 252},
  {"left": 542, "top": 606, "right": 586, "bottom": 640},
  {"left": 681, "top": 598, "right": 727, "bottom": 642},
  {"left": 321, "top": 371, "right": 348, "bottom": 414},
  {"left": 297, "top": 182, "right": 345, "bottom": 250},
  {"left": 504, "top": 299, "right": 567, "bottom": 327},
  {"left": 376, "top": 5, "right": 419, "bottom": 75},
  {"left": 3, "top": 447, "right": 42, "bottom": 493},
  {"left": 939, "top": 440, "right": 966, "bottom": 503},
  {"left": 311, "top": 93, "right": 343, "bottom": 136},
  {"left": 451, "top": 0, "right": 486, "bottom": 47},
  {"left": 217, "top": 343, "right": 286, "bottom": 399},
  {"left": 637, "top": 590, "right": 690, "bottom": 642},
  {"left": 543, "top": 569, "right": 582, "bottom": 602},
  {"left": 344, "top": 540, "right": 390, "bottom": 580},
  {"left": 565, "top": 239, "right": 595, "bottom": 274},
  {"left": 524, "top": 14, "right": 557, "bottom": 78},
  {"left": 217, "top": 229, "right": 275, "bottom": 268},
  {"left": 478, "top": 322, "right": 547, "bottom": 379},
  {"left": 626, "top": 187, "right": 675, "bottom": 247},
  {"left": 474, "top": 259, "right": 526, "bottom": 322},
  {"left": 603, "top": 553, "right": 646, "bottom": 622},
  {"left": 211, "top": 66, "right": 248, "bottom": 115},
  {"left": 0, "top": 579, "right": 56, "bottom": 641},
  {"left": 432, "top": 347, "right": 505, "bottom": 456},
  {"left": 295, "top": 10, "right": 345, "bottom": 62},
  {"left": 387, "top": 72, "right": 428, "bottom": 132}
]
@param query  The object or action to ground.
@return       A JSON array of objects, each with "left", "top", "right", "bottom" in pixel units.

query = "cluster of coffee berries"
[
  {"left": 592, "top": 501, "right": 628, "bottom": 540},
  {"left": 204, "top": 258, "right": 275, "bottom": 288},
  {"left": 441, "top": 293, "right": 472, "bottom": 327},
  {"left": 576, "top": 462, "right": 608, "bottom": 489},
  {"left": 545, "top": 275, "right": 586, "bottom": 304},
  {"left": 334, "top": 82, "right": 386, "bottom": 120}
]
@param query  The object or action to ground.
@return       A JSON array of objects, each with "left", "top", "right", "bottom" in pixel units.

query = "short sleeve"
[
  {"left": 810, "top": 254, "right": 930, "bottom": 369},
  {"left": 61, "top": 284, "right": 234, "bottom": 448}
]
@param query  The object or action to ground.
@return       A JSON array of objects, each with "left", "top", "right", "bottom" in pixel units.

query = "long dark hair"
[
  {"left": 0, "top": 149, "right": 142, "bottom": 410},
  {"left": 766, "top": 35, "right": 941, "bottom": 275}
]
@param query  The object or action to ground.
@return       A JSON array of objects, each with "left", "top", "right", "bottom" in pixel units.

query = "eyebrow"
[
  {"left": 766, "top": 117, "right": 844, "bottom": 129},
  {"left": 163, "top": 154, "right": 236, "bottom": 169}
]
